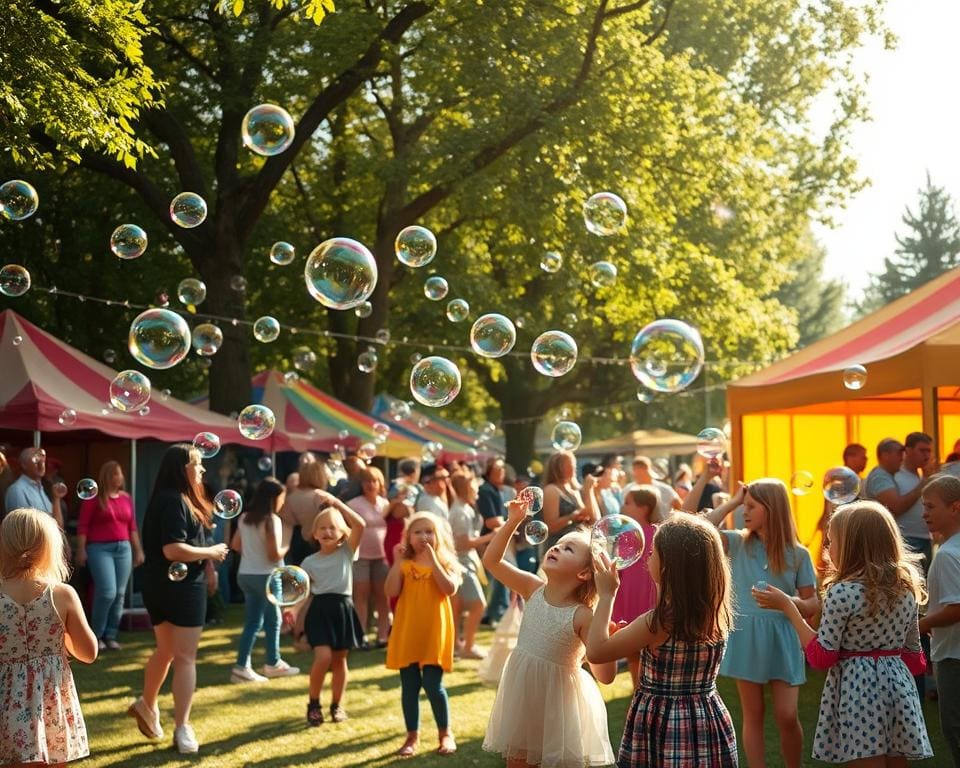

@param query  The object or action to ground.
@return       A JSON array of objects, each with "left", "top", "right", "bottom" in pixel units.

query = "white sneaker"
[
  {"left": 230, "top": 665, "right": 268, "bottom": 683},
  {"left": 173, "top": 724, "right": 199, "bottom": 754},
  {"left": 262, "top": 659, "right": 300, "bottom": 678}
]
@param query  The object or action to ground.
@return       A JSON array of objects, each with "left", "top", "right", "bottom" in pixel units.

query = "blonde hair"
[
  {"left": 311, "top": 506, "right": 350, "bottom": 544},
  {"left": 825, "top": 501, "right": 926, "bottom": 612},
  {"left": 401, "top": 512, "right": 460, "bottom": 575},
  {"left": 554, "top": 527, "right": 599, "bottom": 608},
  {"left": 924, "top": 474, "right": 960, "bottom": 506},
  {"left": 97, "top": 460, "right": 124, "bottom": 510},
  {"left": 0, "top": 508, "right": 70, "bottom": 583},
  {"left": 742, "top": 478, "right": 800, "bottom": 574},
  {"left": 358, "top": 466, "right": 385, "bottom": 496},
  {"left": 543, "top": 451, "right": 578, "bottom": 488},
  {"left": 299, "top": 459, "right": 330, "bottom": 491}
]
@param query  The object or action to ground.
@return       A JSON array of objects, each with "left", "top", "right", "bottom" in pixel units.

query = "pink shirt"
[
  {"left": 348, "top": 494, "right": 389, "bottom": 560},
  {"left": 612, "top": 523, "right": 658, "bottom": 624},
  {"left": 77, "top": 493, "right": 137, "bottom": 543}
]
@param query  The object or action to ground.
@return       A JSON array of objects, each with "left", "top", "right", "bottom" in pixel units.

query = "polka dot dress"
[{"left": 812, "top": 581, "right": 932, "bottom": 763}]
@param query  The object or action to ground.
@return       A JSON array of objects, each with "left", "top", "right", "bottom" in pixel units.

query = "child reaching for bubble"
[
  {"left": 482, "top": 497, "right": 616, "bottom": 768},
  {"left": 0, "top": 508, "right": 98, "bottom": 766}
]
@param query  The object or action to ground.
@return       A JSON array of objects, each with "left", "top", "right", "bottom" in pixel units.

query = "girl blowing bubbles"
[
  {"left": 482, "top": 498, "right": 616, "bottom": 768},
  {"left": 0, "top": 508, "right": 98, "bottom": 766},
  {"left": 761, "top": 501, "right": 932, "bottom": 766},
  {"left": 587, "top": 515, "right": 738, "bottom": 768}
]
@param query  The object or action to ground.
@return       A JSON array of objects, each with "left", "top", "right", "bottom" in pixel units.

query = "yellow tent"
[
  {"left": 727, "top": 265, "right": 960, "bottom": 547},
  {"left": 578, "top": 428, "right": 699, "bottom": 457}
]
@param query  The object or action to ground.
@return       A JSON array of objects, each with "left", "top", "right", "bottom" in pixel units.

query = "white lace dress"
[{"left": 483, "top": 587, "right": 614, "bottom": 767}]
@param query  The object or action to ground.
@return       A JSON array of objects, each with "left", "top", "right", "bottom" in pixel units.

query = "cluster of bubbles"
[
  {"left": 169, "top": 192, "right": 207, "bottom": 228},
  {"left": 530, "top": 331, "right": 578, "bottom": 377},
  {"left": 177, "top": 278, "right": 206, "bottom": 307},
  {"left": 551, "top": 420, "right": 582, "bottom": 452},
  {"left": 214, "top": 489, "right": 243, "bottom": 519},
  {"left": 193, "top": 432, "right": 221, "bottom": 459},
  {"left": 242, "top": 104, "right": 295, "bottom": 156},
  {"left": 410, "top": 356, "right": 461, "bottom": 407},
  {"left": 843, "top": 365, "right": 867, "bottom": 391},
  {"left": 253, "top": 316, "right": 280, "bottom": 343},
  {"left": 109, "top": 370, "right": 152, "bottom": 412},
  {"left": 266, "top": 565, "right": 310, "bottom": 607},
  {"left": 696, "top": 428, "right": 726, "bottom": 459},
  {"left": 238, "top": 404, "right": 276, "bottom": 440},
  {"left": 111, "top": 224, "right": 148, "bottom": 260},
  {"left": 305, "top": 237, "right": 378, "bottom": 310},
  {"left": 630, "top": 319, "right": 705, "bottom": 394},
  {"left": 0, "top": 264, "right": 31, "bottom": 297},
  {"left": 270, "top": 241, "right": 296, "bottom": 266},
  {"left": 1, "top": 180, "right": 39, "bottom": 221},
  {"left": 591, "top": 514, "right": 646, "bottom": 569}
]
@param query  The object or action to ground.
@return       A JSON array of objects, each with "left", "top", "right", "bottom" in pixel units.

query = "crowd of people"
[{"left": 1, "top": 435, "right": 959, "bottom": 767}]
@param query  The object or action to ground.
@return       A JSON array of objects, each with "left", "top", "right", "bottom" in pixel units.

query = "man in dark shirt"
[{"left": 477, "top": 457, "right": 509, "bottom": 625}]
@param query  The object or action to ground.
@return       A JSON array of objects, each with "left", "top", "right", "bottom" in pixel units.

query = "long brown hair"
[
  {"left": 650, "top": 515, "right": 732, "bottom": 642},
  {"left": 742, "top": 478, "right": 799, "bottom": 574},
  {"left": 149, "top": 444, "right": 213, "bottom": 528},
  {"left": 543, "top": 451, "right": 578, "bottom": 488},
  {"left": 97, "top": 460, "right": 124, "bottom": 511}
]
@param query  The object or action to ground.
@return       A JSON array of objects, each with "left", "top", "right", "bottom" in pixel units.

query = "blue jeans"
[
  {"left": 86, "top": 541, "right": 132, "bottom": 641},
  {"left": 236, "top": 572, "right": 281, "bottom": 667},
  {"left": 399, "top": 664, "right": 449, "bottom": 732}
]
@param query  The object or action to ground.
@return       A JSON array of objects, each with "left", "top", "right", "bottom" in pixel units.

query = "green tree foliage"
[{"left": 774, "top": 233, "right": 846, "bottom": 349}]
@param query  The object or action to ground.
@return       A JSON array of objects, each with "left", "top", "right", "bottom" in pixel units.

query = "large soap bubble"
[
  {"left": 169, "top": 192, "right": 207, "bottom": 228},
  {"left": 822, "top": 467, "right": 860, "bottom": 505},
  {"left": 424, "top": 275, "right": 449, "bottom": 301},
  {"left": 470, "top": 314, "right": 517, "bottom": 359},
  {"left": 238, "top": 404, "right": 275, "bottom": 440},
  {"left": 167, "top": 562, "right": 188, "bottom": 582},
  {"left": 193, "top": 432, "right": 221, "bottom": 459},
  {"left": 530, "top": 331, "right": 578, "bottom": 377},
  {"left": 192, "top": 323, "right": 223, "bottom": 356},
  {"left": 551, "top": 420, "right": 582, "bottom": 452},
  {"left": 518, "top": 486, "right": 544, "bottom": 513},
  {"left": 592, "top": 515, "right": 646, "bottom": 569},
  {"left": 177, "top": 278, "right": 206, "bottom": 306},
  {"left": 395, "top": 226, "right": 437, "bottom": 268},
  {"left": 524, "top": 520, "right": 549, "bottom": 545},
  {"left": 110, "top": 224, "right": 148, "bottom": 260},
  {"left": 241, "top": 104, "right": 295, "bottom": 156},
  {"left": 410, "top": 356, "right": 461, "bottom": 407},
  {"left": 0, "top": 264, "right": 30, "bottom": 297},
  {"left": 0, "top": 180, "right": 39, "bottom": 221},
  {"left": 266, "top": 565, "right": 310, "bottom": 607},
  {"left": 253, "top": 316, "right": 280, "bottom": 343},
  {"left": 109, "top": 370, "right": 152, "bottom": 412},
  {"left": 696, "top": 428, "right": 726, "bottom": 459},
  {"left": 843, "top": 365, "right": 867, "bottom": 391},
  {"left": 214, "top": 489, "right": 243, "bottom": 519},
  {"left": 304, "top": 237, "right": 378, "bottom": 310},
  {"left": 269, "top": 241, "right": 295, "bottom": 265},
  {"left": 583, "top": 192, "right": 627, "bottom": 236},
  {"left": 128, "top": 308, "right": 191, "bottom": 370},
  {"left": 629, "top": 319, "right": 704, "bottom": 394}
]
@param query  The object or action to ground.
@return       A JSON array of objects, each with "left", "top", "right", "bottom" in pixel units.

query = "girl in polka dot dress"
[{"left": 759, "top": 501, "right": 933, "bottom": 765}]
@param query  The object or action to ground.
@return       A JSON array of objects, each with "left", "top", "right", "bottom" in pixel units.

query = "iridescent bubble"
[
  {"left": 177, "top": 278, "right": 206, "bottom": 307},
  {"left": 636, "top": 389, "right": 654, "bottom": 404},
  {"left": 241, "top": 104, "right": 295, "bottom": 157},
  {"left": 355, "top": 301, "right": 373, "bottom": 319},
  {"left": 129, "top": 309, "right": 191, "bottom": 370},
  {"left": 358, "top": 442, "right": 377, "bottom": 462},
  {"left": 238, "top": 404, "right": 276, "bottom": 440},
  {"left": 395, "top": 226, "right": 437, "bottom": 268},
  {"left": 169, "top": 192, "right": 207, "bottom": 228},
  {"left": 193, "top": 432, "right": 221, "bottom": 459},
  {"left": 337, "top": 429, "right": 350, "bottom": 440},
  {"left": 109, "top": 370, "right": 152, "bottom": 412},
  {"left": 230, "top": 275, "right": 247, "bottom": 292},
  {"left": 253, "top": 316, "right": 280, "bottom": 343},
  {"left": 592, "top": 515, "right": 646, "bottom": 569},
  {"left": 265, "top": 565, "right": 310, "bottom": 607},
  {"left": 424, "top": 276, "right": 449, "bottom": 301},
  {"left": 258, "top": 456, "right": 273, "bottom": 472},
  {"left": 0, "top": 180, "right": 39, "bottom": 221},
  {"left": 470, "top": 314, "right": 517, "bottom": 359},
  {"left": 214, "top": 489, "right": 243, "bottom": 519},
  {"left": 524, "top": 520, "right": 549, "bottom": 545},
  {"left": 843, "top": 365, "right": 867, "bottom": 391},
  {"left": 192, "top": 323, "right": 223, "bottom": 356},
  {"left": 0, "top": 264, "right": 30, "bottom": 297},
  {"left": 283, "top": 371, "right": 300, "bottom": 384},
  {"left": 293, "top": 347, "right": 317, "bottom": 371},
  {"left": 822, "top": 467, "right": 861, "bottom": 505},
  {"left": 160, "top": 389, "right": 171, "bottom": 401},
  {"left": 446, "top": 298, "right": 470, "bottom": 323},
  {"left": 791, "top": 471, "right": 815, "bottom": 496},
  {"left": 373, "top": 422, "right": 390, "bottom": 443},
  {"left": 421, "top": 441, "right": 443, "bottom": 462},
  {"left": 518, "top": 486, "right": 544, "bottom": 514},
  {"left": 530, "top": 331, "right": 578, "bottom": 377},
  {"left": 305, "top": 237, "right": 378, "bottom": 310},
  {"left": 103, "top": 349, "right": 117, "bottom": 364},
  {"left": 589, "top": 260, "right": 618, "bottom": 288},
  {"left": 629, "top": 319, "right": 705, "bottom": 394},
  {"left": 540, "top": 251, "right": 563, "bottom": 273},
  {"left": 167, "top": 562, "right": 188, "bottom": 582},
  {"left": 269, "top": 241, "right": 296, "bottom": 266},
  {"left": 416, "top": 416, "right": 430, "bottom": 429},
  {"left": 58, "top": 408, "right": 77, "bottom": 427},
  {"left": 375, "top": 329, "right": 391, "bottom": 345},
  {"left": 389, "top": 400, "right": 411, "bottom": 421},
  {"left": 409, "top": 352, "right": 422, "bottom": 365},
  {"left": 583, "top": 191, "right": 628, "bottom": 236},
  {"left": 551, "top": 420, "right": 582, "bottom": 452},
  {"left": 138, "top": 406, "right": 151, "bottom": 417},
  {"left": 110, "top": 224, "right": 148, "bottom": 260},
  {"left": 357, "top": 348, "right": 378, "bottom": 373},
  {"left": 515, "top": 315, "right": 529, "bottom": 330},
  {"left": 410, "top": 356, "right": 461, "bottom": 407},
  {"left": 77, "top": 478, "right": 98, "bottom": 500},
  {"left": 696, "top": 428, "right": 726, "bottom": 459}
]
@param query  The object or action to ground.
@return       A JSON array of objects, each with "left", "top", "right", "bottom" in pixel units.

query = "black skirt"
[
  {"left": 305, "top": 593, "right": 364, "bottom": 651},
  {"left": 141, "top": 572, "right": 207, "bottom": 628}
]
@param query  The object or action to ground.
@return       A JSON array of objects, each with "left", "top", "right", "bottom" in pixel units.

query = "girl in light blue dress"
[{"left": 702, "top": 478, "right": 818, "bottom": 768}]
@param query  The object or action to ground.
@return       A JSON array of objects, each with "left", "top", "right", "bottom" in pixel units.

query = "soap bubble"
[
  {"left": 470, "top": 314, "right": 517, "bottom": 358},
  {"left": 355, "top": 301, "right": 373, "bottom": 318},
  {"left": 410, "top": 356, "right": 461, "bottom": 407},
  {"left": 0, "top": 180, "right": 39, "bottom": 221},
  {"left": 421, "top": 441, "right": 443, "bottom": 462},
  {"left": 481, "top": 421, "right": 497, "bottom": 437},
  {"left": 791, "top": 471, "right": 815, "bottom": 496},
  {"left": 375, "top": 328, "right": 391, "bottom": 344},
  {"left": 515, "top": 315, "right": 529, "bottom": 329},
  {"left": 357, "top": 348, "right": 378, "bottom": 373},
  {"left": 214, "top": 489, "right": 243, "bottom": 519},
  {"left": 77, "top": 478, "right": 98, "bottom": 500},
  {"left": 128, "top": 309, "right": 191, "bottom": 370},
  {"left": 58, "top": 408, "right": 77, "bottom": 427},
  {"left": 258, "top": 456, "right": 273, "bottom": 472},
  {"left": 583, "top": 192, "right": 627, "bottom": 236},
  {"left": 530, "top": 331, "right": 578, "bottom": 377},
  {"left": 103, "top": 349, "right": 117, "bottom": 364},
  {"left": 358, "top": 442, "right": 377, "bottom": 461},
  {"left": 230, "top": 275, "right": 247, "bottom": 292},
  {"left": 0, "top": 264, "right": 30, "bottom": 297},
  {"left": 238, "top": 404, "right": 276, "bottom": 441},
  {"left": 424, "top": 275, "right": 449, "bottom": 301},
  {"left": 177, "top": 278, "right": 206, "bottom": 306},
  {"left": 696, "top": 428, "right": 726, "bottom": 459},
  {"left": 518, "top": 486, "right": 544, "bottom": 513},
  {"left": 338, "top": 429, "right": 350, "bottom": 440},
  {"left": 192, "top": 323, "right": 223, "bottom": 356},
  {"left": 293, "top": 347, "right": 317, "bottom": 371},
  {"left": 395, "top": 226, "right": 437, "bottom": 268},
  {"left": 372, "top": 422, "right": 391, "bottom": 443},
  {"left": 169, "top": 192, "right": 207, "bottom": 228},
  {"left": 636, "top": 389, "right": 654, "bottom": 404},
  {"left": 843, "top": 365, "right": 867, "bottom": 391},
  {"left": 589, "top": 260, "right": 618, "bottom": 288},
  {"left": 551, "top": 420, "right": 582, "bottom": 452},
  {"left": 265, "top": 565, "right": 310, "bottom": 607},
  {"left": 409, "top": 352, "right": 422, "bottom": 365},
  {"left": 109, "top": 370, "right": 152, "bottom": 412},
  {"left": 629, "top": 319, "right": 704, "bottom": 394},
  {"left": 540, "top": 251, "right": 562, "bottom": 273},
  {"left": 446, "top": 298, "right": 470, "bottom": 322},
  {"left": 193, "top": 432, "right": 221, "bottom": 459},
  {"left": 822, "top": 466, "right": 861, "bottom": 505},
  {"left": 168, "top": 562, "right": 188, "bottom": 582},
  {"left": 417, "top": 416, "right": 430, "bottom": 429},
  {"left": 253, "top": 316, "right": 280, "bottom": 343},
  {"left": 305, "top": 237, "right": 378, "bottom": 310},
  {"left": 110, "top": 224, "right": 148, "bottom": 260},
  {"left": 564, "top": 313, "right": 578, "bottom": 327},
  {"left": 389, "top": 400, "right": 411, "bottom": 421},
  {"left": 241, "top": 104, "right": 295, "bottom": 156},
  {"left": 159, "top": 389, "right": 171, "bottom": 401},
  {"left": 524, "top": 520, "right": 549, "bottom": 545},
  {"left": 592, "top": 514, "right": 646, "bottom": 569},
  {"left": 269, "top": 241, "right": 295, "bottom": 266},
  {"left": 283, "top": 371, "right": 300, "bottom": 384}
]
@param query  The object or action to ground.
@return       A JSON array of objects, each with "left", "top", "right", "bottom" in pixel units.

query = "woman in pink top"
[
  {"left": 75, "top": 461, "right": 144, "bottom": 651},
  {"left": 348, "top": 466, "right": 391, "bottom": 647}
]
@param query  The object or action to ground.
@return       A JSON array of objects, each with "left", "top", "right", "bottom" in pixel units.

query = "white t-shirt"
[
  {"left": 864, "top": 467, "right": 929, "bottom": 540},
  {"left": 237, "top": 515, "right": 283, "bottom": 575},
  {"left": 416, "top": 490, "right": 449, "bottom": 520},
  {"left": 929, "top": 532, "right": 960, "bottom": 662}
]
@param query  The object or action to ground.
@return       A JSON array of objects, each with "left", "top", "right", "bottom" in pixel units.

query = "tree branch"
[
  {"left": 140, "top": 109, "right": 209, "bottom": 197},
  {"left": 604, "top": 0, "right": 652, "bottom": 20},
  {"left": 156, "top": 25, "right": 219, "bottom": 80},
  {"left": 642, "top": 0, "right": 673, "bottom": 46}
]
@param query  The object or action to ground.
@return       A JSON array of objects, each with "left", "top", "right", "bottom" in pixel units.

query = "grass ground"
[{"left": 72, "top": 607, "right": 953, "bottom": 767}]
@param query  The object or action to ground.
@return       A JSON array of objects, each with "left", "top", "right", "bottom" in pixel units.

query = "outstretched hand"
[
  {"left": 505, "top": 497, "right": 529, "bottom": 521},
  {"left": 591, "top": 549, "right": 620, "bottom": 598}
]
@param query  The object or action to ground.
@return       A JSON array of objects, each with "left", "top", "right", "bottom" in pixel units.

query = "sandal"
[
  {"left": 438, "top": 732, "right": 457, "bottom": 755},
  {"left": 397, "top": 733, "right": 419, "bottom": 757}
]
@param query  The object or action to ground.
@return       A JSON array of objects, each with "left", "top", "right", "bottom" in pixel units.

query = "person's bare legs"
[
  {"left": 309, "top": 645, "right": 332, "bottom": 699},
  {"left": 353, "top": 580, "right": 371, "bottom": 640},
  {"left": 371, "top": 577, "right": 391, "bottom": 643},
  {"left": 770, "top": 680, "right": 802, "bottom": 768},
  {"left": 142, "top": 622, "right": 175, "bottom": 712},
  {"left": 462, "top": 598, "right": 484, "bottom": 650},
  {"left": 847, "top": 758, "right": 902, "bottom": 768},
  {"left": 331, "top": 650, "right": 349, "bottom": 704},
  {"left": 736, "top": 679, "right": 767, "bottom": 768},
  {"left": 169, "top": 625, "right": 202, "bottom": 727}
]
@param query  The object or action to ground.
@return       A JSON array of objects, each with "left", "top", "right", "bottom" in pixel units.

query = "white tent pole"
[{"left": 33, "top": 430, "right": 41, "bottom": 448}]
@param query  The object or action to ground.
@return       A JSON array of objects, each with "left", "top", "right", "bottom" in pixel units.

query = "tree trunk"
[{"left": 502, "top": 418, "right": 540, "bottom": 471}]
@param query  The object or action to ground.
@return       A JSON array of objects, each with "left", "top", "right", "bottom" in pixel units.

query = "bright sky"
[{"left": 813, "top": 0, "right": 960, "bottom": 300}]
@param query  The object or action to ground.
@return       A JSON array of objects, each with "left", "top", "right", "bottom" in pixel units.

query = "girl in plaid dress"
[{"left": 587, "top": 515, "right": 738, "bottom": 767}]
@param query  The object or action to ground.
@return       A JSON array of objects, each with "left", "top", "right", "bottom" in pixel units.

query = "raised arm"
[
  {"left": 700, "top": 481, "right": 746, "bottom": 528},
  {"left": 681, "top": 459, "right": 723, "bottom": 513},
  {"left": 482, "top": 499, "right": 544, "bottom": 599},
  {"left": 339, "top": 500, "right": 367, "bottom": 553}
]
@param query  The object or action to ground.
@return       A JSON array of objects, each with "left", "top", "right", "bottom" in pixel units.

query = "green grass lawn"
[{"left": 72, "top": 607, "right": 953, "bottom": 767}]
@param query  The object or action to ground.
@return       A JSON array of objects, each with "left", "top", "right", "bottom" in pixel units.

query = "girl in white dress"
[{"left": 482, "top": 498, "right": 616, "bottom": 768}]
